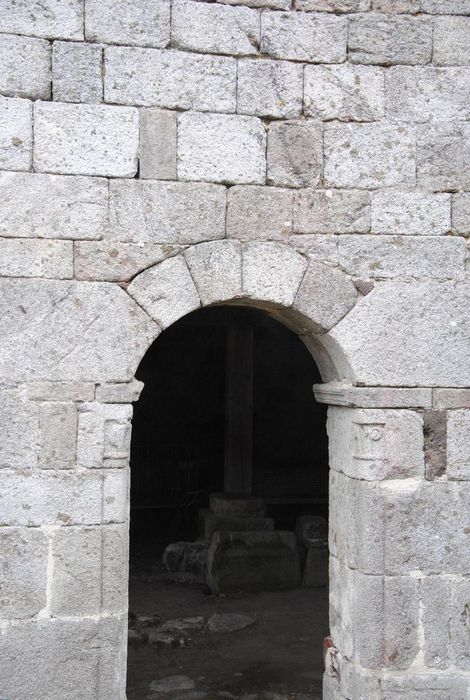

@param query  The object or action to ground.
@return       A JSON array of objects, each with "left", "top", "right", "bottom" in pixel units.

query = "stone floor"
[{"left": 126, "top": 561, "right": 328, "bottom": 700}]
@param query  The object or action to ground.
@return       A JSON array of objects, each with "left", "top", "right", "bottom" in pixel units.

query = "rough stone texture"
[
  {"left": 417, "top": 123, "right": 470, "bottom": 190},
  {"left": 372, "top": 0, "right": 420, "bottom": 10},
  {"left": 0, "top": 527, "right": 48, "bottom": 619},
  {"left": 434, "top": 388, "right": 470, "bottom": 410},
  {"left": 34, "top": 102, "right": 139, "bottom": 178},
  {"left": 85, "top": 0, "right": 170, "bottom": 48},
  {"left": 0, "top": 388, "right": 38, "bottom": 469},
  {"left": 294, "top": 189, "right": 370, "bottom": 234},
  {"left": 139, "top": 108, "right": 177, "bottom": 180},
  {"left": 371, "top": 191, "right": 451, "bottom": 235},
  {"left": 261, "top": 12, "right": 348, "bottom": 63},
  {"left": 314, "top": 383, "right": 432, "bottom": 408},
  {"left": 0, "top": 279, "right": 158, "bottom": 382},
  {"left": 177, "top": 112, "right": 266, "bottom": 185},
  {"left": 304, "top": 65, "right": 384, "bottom": 121},
  {"left": 38, "top": 401, "right": 77, "bottom": 469},
  {"left": 348, "top": 14, "right": 432, "bottom": 65},
  {"left": 434, "top": 16, "right": 470, "bottom": 66},
  {"left": 52, "top": 41, "right": 103, "bottom": 104},
  {"left": 185, "top": 241, "right": 243, "bottom": 305},
  {"left": 267, "top": 120, "right": 323, "bottom": 188},
  {"left": 237, "top": 59, "right": 303, "bottom": 118},
  {"left": 227, "top": 186, "right": 293, "bottom": 241},
  {"left": 219, "top": 0, "right": 289, "bottom": 7},
  {"left": 108, "top": 180, "right": 226, "bottom": 244},
  {"left": 297, "top": 0, "right": 370, "bottom": 9},
  {"left": 0, "top": 34, "right": 51, "bottom": 100},
  {"left": 386, "top": 67, "right": 470, "bottom": 122},
  {"left": 75, "top": 241, "right": 180, "bottom": 282},
  {"left": 0, "top": 0, "right": 84, "bottom": 40},
  {"left": 242, "top": 242, "right": 307, "bottom": 306},
  {"left": 0, "top": 238, "right": 73, "bottom": 278},
  {"left": 447, "top": 410, "right": 470, "bottom": 480},
  {"left": 423, "top": 409, "right": 447, "bottom": 480},
  {"left": 453, "top": 193, "right": 470, "bottom": 234},
  {"left": 337, "top": 235, "right": 465, "bottom": 280},
  {"left": 324, "top": 123, "right": 415, "bottom": 188},
  {"left": 77, "top": 402, "right": 133, "bottom": 469},
  {"left": 422, "top": 0, "right": 470, "bottom": 11},
  {"left": 105, "top": 47, "right": 236, "bottom": 113},
  {"left": 128, "top": 256, "right": 201, "bottom": 329},
  {"left": 95, "top": 378, "right": 144, "bottom": 403},
  {"left": 27, "top": 381, "right": 95, "bottom": 402},
  {"left": 0, "top": 96, "right": 32, "bottom": 171},
  {"left": 0, "top": 172, "right": 108, "bottom": 239},
  {"left": 172, "top": 0, "right": 259, "bottom": 56}
]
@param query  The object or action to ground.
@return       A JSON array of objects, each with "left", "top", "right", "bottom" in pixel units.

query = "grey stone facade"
[{"left": 0, "top": 0, "right": 469, "bottom": 698}]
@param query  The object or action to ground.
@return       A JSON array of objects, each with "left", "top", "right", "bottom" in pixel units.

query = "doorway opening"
[{"left": 127, "top": 306, "right": 329, "bottom": 700}]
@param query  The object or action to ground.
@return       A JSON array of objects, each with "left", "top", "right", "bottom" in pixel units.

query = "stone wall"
[{"left": 0, "top": 0, "right": 469, "bottom": 698}]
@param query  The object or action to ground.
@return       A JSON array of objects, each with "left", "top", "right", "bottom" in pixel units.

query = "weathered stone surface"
[
  {"left": 372, "top": 0, "right": 420, "bottom": 10},
  {"left": 421, "top": 576, "right": 451, "bottom": 669},
  {"left": 128, "top": 256, "right": 200, "bottom": 329},
  {"left": 447, "top": 410, "right": 470, "bottom": 480},
  {"left": 296, "top": 514, "right": 328, "bottom": 548},
  {"left": 0, "top": 172, "right": 108, "bottom": 240},
  {"left": 417, "top": 123, "right": 470, "bottom": 190},
  {"left": 75, "top": 241, "right": 180, "bottom": 282},
  {"left": 434, "top": 16, "right": 470, "bottom": 66},
  {"left": 304, "top": 65, "right": 384, "bottom": 121},
  {"left": 382, "top": 673, "right": 470, "bottom": 698},
  {"left": 289, "top": 234, "right": 339, "bottom": 266},
  {"left": 27, "top": 381, "right": 95, "bottom": 402},
  {"left": 85, "top": 0, "right": 170, "bottom": 47},
  {"left": 0, "top": 0, "right": 84, "bottom": 40},
  {"left": 52, "top": 41, "right": 103, "bottom": 104},
  {"left": 34, "top": 102, "right": 139, "bottom": 178},
  {"left": 0, "top": 616, "right": 126, "bottom": 700},
  {"left": 184, "top": 241, "right": 243, "bottom": 305},
  {"left": 0, "top": 238, "right": 73, "bottom": 278},
  {"left": 453, "top": 193, "right": 470, "bottom": 234},
  {"left": 219, "top": 0, "right": 289, "bottom": 7},
  {"left": 0, "top": 279, "right": 158, "bottom": 382},
  {"left": 0, "top": 96, "right": 32, "bottom": 171},
  {"left": 297, "top": 0, "right": 370, "bottom": 9},
  {"left": 77, "top": 402, "right": 133, "bottom": 469},
  {"left": 327, "top": 281, "right": 470, "bottom": 386},
  {"left": 327, "top": 407, "right": 424, "bottom": 480},
  {"left": 324, "top": 123, "right": 415, "bottom": 188},
  {"left": 50, "top": 524, "right": 128, "bottom": 615},
  {"left": 348, "top": 14, "right": 432, "bottom": 65},
  {"left": 105, "top": 47, "right": 236, "bottom": 113},
  {"left": 294, "top": 189, "right": 370, "bottom": 234},
  {"left": 95, "top": 378, "right": 144, "bottom": 403},
  {"left": 139, "top": 108, "right": 177, "bottom": 180},
  {"left": 242, "top": 242, "right": 306, "bottom": 306},
  {"left": 338, "top": 235, "right": 465, "bottom": 280},
  {"left": 0, "top": 527, "right": 48, "bottom": 618},
  {"left": 260, "top": 12, "right": 348, "bottom": 63},
  {"left": 267, "top": 120, "right": 322, "bottom": 188},
  {"left": 237, "top": 59, "right": 303, "bottom": 118},
  {"left": 178, "top": 112, "right": 266, "bottom": 185},
  {"left": 0, "top": 34, "right": 50, "bottom": 100},
  {"left": 163, "top": 541, "right": 208, "bottom": 581},
  {"left": 0, "top": 387, "right": 39, "bottom": 469},
  {"left": 450, "top": 579, "right": 470, "bottom": 670},
  {"left": 434, "top": 388, "right": 470, "bottom": 410},
  {"left": 386, "top": 66, "right": 470, "bottom": 122},
  {"left": 0, "top": 469, "right": 128, "bottom": 526},
  {"left": 227, "top": 185, "right": 293, "bottom": 241},
  {"left": 39, "top": 402, "right": 77, "bottom": 469},
  {"left": 207, "top": 613, "right": 256, "bottom": 633},
  {"left": 108, "top": 180, "right": 226, "bottom": 244},
  {"left": 423, "top": 409, "right": 447, "bottom": 480},
  {"left": 172, "top": 0, "right": 259, "bottom": 56},
  {"left": 293, "top": 259, "right": 357, "bottom": 333},
  {"left": 199, "top": 509, "right": 274, "bottom": 543},
  {"left": 314, "top": 383, "right": 432, "bottom": 408},
  {"left": 422, "top": 0, "right": 470, "bottom": 11},
  {"left": 372, "top": 191, "right": 451, "bottom": 235}
]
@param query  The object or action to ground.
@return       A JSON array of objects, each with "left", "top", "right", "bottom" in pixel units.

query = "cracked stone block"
[
  {"left": 75, "top": 241, "right": 180, "bottom": 282},
  {"left": 447, "top": 410, "right": 470, "bottom": 480},
  {"left": 348, "top": 14, "right": 432, "bottom": 65},
  {"left": 304, "top": 64, "right": 384, "bottom": 121},
  {"left": 0, "top": 34, "right": 51, "bottom": 100},
  {"left": 227, "top": 185, "right": 293, "bottom": 241},
  {"left": 294, "top": 189, "right": 370, "bottom": 234},
  {"left": 184, "top": 240, "right": 243, "bottom": 306},
  {"left": 289, "top": 234, "right": 339, "bottom": 267},
  {"left": 417, "top": 123, "right": 470, "bottom": 190},
  {"left": 372, "top": 191, "right": 451, "bottom": 235},
  {"left": 237, "top": 59, "right": 303, "bottom": 119},
  {"left": 453, "top": 193, "right": 470, "bottom": 234},
  {"left": 53, "top": 41, "right": 103, "bottom": 104},
  {"left": 267, "top": 120, "right": 322, "bottom": 188},
  {"left": 105, "top": 46, "right": 236, "bottom": 113},
  {"left": 242, "top": 241, "right": 307, "bottom": 306},
  {"left": 0, "top": 527, "right": 48, "bottom": 618},
  {"left": 0, "top": 239, "right": 73, "bottom": 278},
  {"left": 139, "top": 108, "right": 177, "bottom": 180},
  {"left": 77, "top": 402, "right": 133, "bottom": 469},
  {"left": 0, "top": 388, "right": 39, "bottom": 470},
  {"left": 177, "top": 112, "right": 266, "bottom": 185},
  {"left": 34, "top": 102, "right": 139, "bottom": 178},
  {"left": 261, "top": 11, "right": 347, "bottom": 63},
  {"left": 434, "top": 16, "right": 470, "bottom": 66},
  {"left": 172, "top": 0, "right": 259, "bottom": 56},
  {"left": 108, "top": 180, "right": 226, "bottom": 244},
  {"left": 0, "top": 0, "right": 84, "bottom": 39},
  {"left": 0, "top": 96, "right": 32, "bottom": 171},
  {"left": 0, "top": 172, "right": 108, "bottom": 240},
  {"left": 324, "top": 122, "right": 415, "bottom": 188},
  {"left": 39, "top": 401, "right": 77, "bottom": 470},
  {"left": 85, "top": 0, "right": 170, "bottom": 47}
]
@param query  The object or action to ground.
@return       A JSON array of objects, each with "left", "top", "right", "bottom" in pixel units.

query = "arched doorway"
[{"left": 127, "top": 305, "right": 329, "bottom": 700}]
